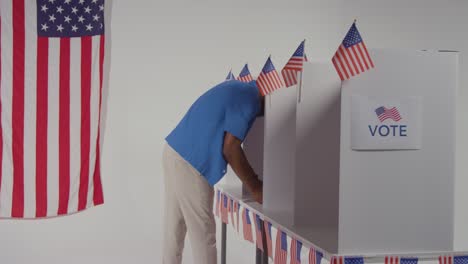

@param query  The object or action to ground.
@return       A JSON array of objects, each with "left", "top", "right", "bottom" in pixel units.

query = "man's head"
[{"left": 248, "top": 80, "right": 265, "bottom": 117}]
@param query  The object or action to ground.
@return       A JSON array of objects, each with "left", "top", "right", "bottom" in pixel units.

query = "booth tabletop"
[{"left": 216, "top": 184, "right": 468, "bottom": 263}]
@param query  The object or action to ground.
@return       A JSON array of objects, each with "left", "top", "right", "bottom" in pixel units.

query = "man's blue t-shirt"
[{"left": 166, "top": 80, "right": 260, "bottom": 186}]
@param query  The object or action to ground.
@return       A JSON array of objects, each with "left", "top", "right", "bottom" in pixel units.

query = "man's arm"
[{"left": 223, "top": 132, "right": 263, "bottom": 204}]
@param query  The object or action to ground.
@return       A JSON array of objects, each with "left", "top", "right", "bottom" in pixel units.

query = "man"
[{"left": 163, "top": 79, "right": 264, "bottom": 264}]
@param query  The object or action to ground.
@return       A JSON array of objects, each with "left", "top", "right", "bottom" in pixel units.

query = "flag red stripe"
[
  {"left": 93, "top": 35, "right": 105, "bottom": 205},
  {"left": 339, "top": 45, "right": 355, "bottom": 76},
  {"left": 351, "top": 46, "right": 365, "bottom": 72},
  {"left": 58, "top": 38, "right": 71, "bottom": 215},
  {"left": 78, "top": 36, "right": 92, "bottom": 211},
  {"left": 35, "top": 37, "right": 49, "bottom": 217},
  {"left": 335, "top": 52, "right": 350, "bottom": 80},
  {"left": 332, "top": 57, "right": 345, "bottom": 81},
  {"left": 361, "top": 42, "right": 374, "bottom": 68},
  {"left": 12, "top": 0, "right": 25, "bottom": 217}
]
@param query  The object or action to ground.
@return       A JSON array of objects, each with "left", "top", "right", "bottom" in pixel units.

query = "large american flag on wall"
[{"left": 0, "top": 0, "right": 105, "bottom": 218}]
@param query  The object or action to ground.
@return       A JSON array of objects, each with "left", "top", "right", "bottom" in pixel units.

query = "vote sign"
[{"left": 351, "top": 95, "right": 422, "bottom": 150}]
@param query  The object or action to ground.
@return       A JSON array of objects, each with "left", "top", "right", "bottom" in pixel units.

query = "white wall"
[{"left": 0, "top": 1, "right": 467, "bottom": 263}]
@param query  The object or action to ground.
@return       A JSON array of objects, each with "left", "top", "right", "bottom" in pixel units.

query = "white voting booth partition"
[{"left": 223, "top": 49, "right": 458, "bottom": 256}]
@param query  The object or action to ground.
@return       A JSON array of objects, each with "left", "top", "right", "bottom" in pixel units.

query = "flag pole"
[
  {"left": 298, "top": 39, "right": 306, "bottom": 103},
  {"left": 267, "top": 54, "right": 272, "bottom": 108}
]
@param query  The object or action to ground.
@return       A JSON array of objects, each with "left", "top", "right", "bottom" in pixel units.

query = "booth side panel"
[
  {"left": 263, "top": 87, "right": 297, "bottom": 225},
  {"left": 242, "top": 117, "right": 265, "bottom": 197},
  {"left": 294, "top": 62, "right": 342, "bottom": 253},
  {"left": 338, "top": 50, "right": 457, "bottom": 254}
]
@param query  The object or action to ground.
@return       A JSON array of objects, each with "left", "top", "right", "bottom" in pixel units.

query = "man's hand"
[
  {"left": 223, "top": 132, "right": 263, "bottom": 204},
  {"left": 250, "top": 181, "right": 263, "bottom": 204}
]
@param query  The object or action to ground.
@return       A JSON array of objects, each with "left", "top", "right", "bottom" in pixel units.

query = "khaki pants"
[{"left": 162, "top": 144, "right": 217, "bottom": 264}]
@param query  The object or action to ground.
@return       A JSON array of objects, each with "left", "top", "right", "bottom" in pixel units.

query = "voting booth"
[{"left": 225, "top": 49, "right": 459, "bottom": 255}]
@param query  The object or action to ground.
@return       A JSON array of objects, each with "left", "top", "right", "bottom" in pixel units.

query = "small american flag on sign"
[
  {"left": 290, "top": 238, "right": 302, "bottom": 264},
  {"left": 237, "top": 64, "right": 254, "bottom": 82},
  {"left": 274, "top": 229, "right": 288, "bottom": 264},
  {"left": 254, "top": 213, "right": 264, "bottom": 251},
  {"left": 257, "top": 57, "right": 283, "bottom": 96},
  {"left": 264, "top": 220, "right": 273, "bottom": 258},
  {"left": 225, "top": 70, "right": 236, "bottom": 81},
  {"left": 281, "top": 40, "right": 306, "bottom": 88},
  {"left": 385, "top": 256, "right": 419, "bottom": 264},
  {"left": 309, "top": 247, "right": 323, "bottom": 264},
  {"left": 242, "top": 208, "right": 253, "bottom": 242},
  {"left": 375, "top": 106, "right": 402, "bottom": 122},
  {"left": 332, "top": 22, "right": 374, "bottom": 81}
]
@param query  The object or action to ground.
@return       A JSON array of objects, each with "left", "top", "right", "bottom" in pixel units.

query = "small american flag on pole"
[
  {"left": 274, "top": 229, "right": 288, "bottom": 264},
  {"left": 375, "top": 106, "right": 402, "bottom": 122},
  {"left": 332, "top": 22, "right": 374, "bottom": 81},
  {"left": 290, "top": 238, "right": 303, "bottom": 264},
  {"left": 264, "top": 220, "right": 273, "bottom": 258},
  {"left": 385, "top": 256, "right": 419, "bottom": 264},
  {"left": 0, "top": 0, "right": 105, "bottom": 218},
  {"left": 254, "top": 213, "right": 264, "bottom": 251},
  {"left": 242, "top": 207, "right": 253, "bottom": 242},
  {"left": 237, "top": 64, "right": 253, "bottom": 82},
  {"left": 225, "top": 70, "right": 236, "bottom": 81},
  {"left": 281, "top": 40, "right": 306, "bottom": 88},
  {"left": 257, "top": 56, "right": 283, "bottom": 96},
  {"left": 309, "top": 247, "right": 323, "bottom": 264}
]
